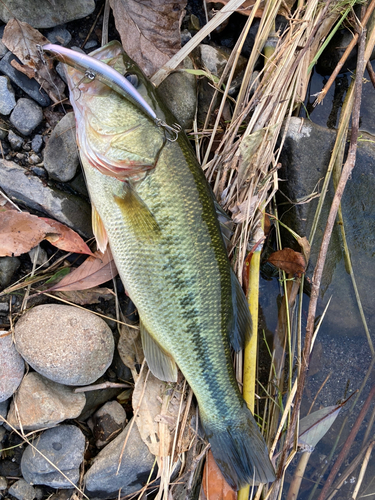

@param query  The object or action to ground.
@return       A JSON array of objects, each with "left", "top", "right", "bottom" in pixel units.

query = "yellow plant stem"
[{"left": 238, "top": 235, "right": 262, "bottom": 500}]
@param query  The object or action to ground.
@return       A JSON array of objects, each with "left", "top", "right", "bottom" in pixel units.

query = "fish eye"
[{"left": 125, "top": 73, "right": 138, "bottom": 87}]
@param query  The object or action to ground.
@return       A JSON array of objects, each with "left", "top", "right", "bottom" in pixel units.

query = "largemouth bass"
[{"left": 58, "top": 41, "right": 275, "bottom": 489}]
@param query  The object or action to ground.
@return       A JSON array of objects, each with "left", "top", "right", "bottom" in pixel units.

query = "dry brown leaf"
[
  {"left": 268, "top": 248, "right": 306, "bottom": 277},
  {"left": 109, "top": 0, "right": 186, "bottom": 77},
  {"left": 297, "top": 236, "right": 311, "bottom": 265},
  {"left": 41, "top": 218, "right": 95, "bottom": 256},
  {"left": 52, "top": 287, "right": 115, "bottom": 305},
  {"left": 118, "top": 322, "right": 144, "bottom": 372},
  {"left": 49, "top": 248, "right": 118, "bottom": 291},
  {"left": 2, "top": 19, "right": 66, "bottom": 103},
  {"left": 0, "top": 211, "right": 52, "bottom": 257},
  {"left": 206, "top": 0, "right": 294, "bottom": 17},
  {"left": 202, "top": 450, "right": 237, "bottom": 500},
  {"left": 133, "top": 368, "right": 168, "bottom": 456}
]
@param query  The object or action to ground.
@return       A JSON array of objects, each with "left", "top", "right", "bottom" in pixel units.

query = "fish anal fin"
[
  {"left": 114, "top": 185, "right": 160, "bottom": 243},
  {"left": 140, "top": 321, "right": 177, "bottom": 383},
  {"left": 230, "top": 269, "right": 252, "bottom": 351},
  {"left": 92, "top": 204, "right": 108, "bottom": 253}
]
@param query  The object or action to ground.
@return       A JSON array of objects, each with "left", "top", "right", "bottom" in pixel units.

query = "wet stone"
[
  {"left": 0, "top": 160, "right": 92, "bottom": 237},
  {"left": 31, "top": 135, "right": 43, "bottom": 154},
  {"left": 44, "top": 113, "right": 79, "bottom": 182},
  {"left": 0, "top": 400, "right": 9, "bottom": 424},
  {"left": 15, "top": 304, "right": 115, "bottom": 386},
  {"left": 21, "top": 425, "right": 85, "bottom": 489},
  {"left": 0, "top": 334, "right": 24, "bottom": 402},
  {"left": 0, "top": 256, "right": 21, "bottom": 288},
  {"left": 0, "top": 52, "right": 50, "bottom": 106},
  {"left": 84, "top": 420, "right": 155, "bottom": 499},
  {"left": 0, "top": 75, "right": 16, "bottom": 115},
  {"left": 92, "top": 401, "right": 127, "bottom": 448},
  {"left": 0, "top": 476, "right": 7, "bottom": 490},
  {"left": 10, "top": 98, "right": 43, "bottom": 136},
  {"left": 8, "top": 479, "right": 36, "bottom": 500},
  {"left": 7, "top": 130, "right": 23, "bottom": 151},
  {"left": 45, "top": 27, "right": 72, "bottom": 46},
  {"left": 6, "top": 372, "right": 86, "bottom": 431},
  {"left": 0, "top": 0, "right": 95, "bottom": 28}
]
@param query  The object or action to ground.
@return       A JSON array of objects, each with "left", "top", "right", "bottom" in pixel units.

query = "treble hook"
[{"left": 155, "top": 120, "right": 182, "bottom": 142}]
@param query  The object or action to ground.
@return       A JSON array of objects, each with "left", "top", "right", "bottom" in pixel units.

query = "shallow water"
[{"left": 259, "top": 65, "right": 375, "bottom": 499}]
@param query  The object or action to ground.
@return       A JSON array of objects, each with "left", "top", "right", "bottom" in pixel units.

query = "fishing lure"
[{"left": 40, "top": 43, "right": 181, "bottom": 141}]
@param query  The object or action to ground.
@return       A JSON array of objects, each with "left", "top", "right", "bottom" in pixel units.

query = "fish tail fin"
[{"left": 201, "top": 403, "right": 275, "bottom": 489}]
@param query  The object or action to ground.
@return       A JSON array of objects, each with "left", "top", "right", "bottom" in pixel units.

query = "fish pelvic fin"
[
  {"left": 229, "top": 269, "right": 252, "bottom": 351},
  {"left": 114, "top": 184, "right": 160, "bottom": 243},
  {"left": 201, "top": 403, "right": 275, "bottom": 489},
  {"left": 140, "top": 321, "right": 178, "bottom": 383},
  {"left": 92, "top": 204, "right": 108, "bottom": 253}
]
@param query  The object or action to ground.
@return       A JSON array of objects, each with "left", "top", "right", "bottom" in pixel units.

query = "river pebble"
[
  {"left": 0, "top": 256, "right": 20, "bottom": 288},
  {"left": 0, "top": 476, "right": 7, "bottom": 490},
  {"left": 10, "top": 98, "right": 43, "bottom": 136},
  {"left": 0, "top": 400, "right": 9, "bottom": 424},
  {"left": 44, "top": 113, "right": 79, "bottom": 182},
  {"left": 15, "top": 304, "right": 114, "bottom": 386},
  {"left": 0, "top": 0, "right": 95, "bottom": 28},
  {"left": 0, "top": 52, "right": 50, "bottom": 106},
  {"left": 8, "top": 479, "right": 36, "bottom": 500},
  {"left": 92, "top": 401, "right": 126, "bottom": 448},
  {"left": 84, "top": 419, "right": 155, "bottom": 499},
  {"left": 21, "top": 425, "right": 85, "bottom": 489},
  {"left": 0, "top": 334, "right": 24, "bottom": 402},
  {"left": 0, "top": 160, "right": 92, "bottom": 237},
  {"left": 0, "top": 75, "right": 16, "bottom": 115},
  {"left": 7, "top": 130, "right": 23, "bottom": 151},
  {"left": 31, "top": 135, "right": 43, "bottom": 154},
  {"left": 45, "top": 27, "right": 72, "bottom": 46},
  {"left": 6, "top": 372, "right": 86, "bottom": 431}
]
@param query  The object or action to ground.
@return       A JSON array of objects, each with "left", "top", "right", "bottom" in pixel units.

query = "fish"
[{"left": 59, "top": 40, "right": 275, "bottom": 489}]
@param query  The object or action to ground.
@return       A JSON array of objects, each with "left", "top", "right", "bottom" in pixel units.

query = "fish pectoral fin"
[
  {"left": 92, "top": 204, "right": 108, "bottom": 253},
  {"left": 114, "top": 184, "right": 160, "bottom": 243},
  {"left": 140, "top": 321, "right": 178, "bottom": 383},
  {"left": 229, "top": 269, "right": 252, "bottom": 351}
]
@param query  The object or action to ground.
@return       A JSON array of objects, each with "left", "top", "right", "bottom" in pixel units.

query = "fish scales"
[{"left": 63, "top": 40, "right": 275, "bottom": 489}]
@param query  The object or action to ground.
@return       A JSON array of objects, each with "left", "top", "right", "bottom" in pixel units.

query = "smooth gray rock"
[
  {"left": 0, "top": 400, "right": 9, "bottom": 425},
  {"left": 0, "top": 0, "right": 95, "bottom": 28},
  {"left": 84, "top": 420, "right": 155, "bottom": 499},
  {"left": 10, "top": 98, "right": 43, "bottom": 136},
  {"left": 45, "top": 27, "right": 72, "bottom": 46},
  {"left": 92, "top": 401, "right": 126, "bottom": 448},
  {"left": 7, "top": 130, "right": 23, "bottom": 150},
  {"left": 158, "top": 57, "right": 196, "bottom": 130},
  {"left": 0, "top": 75, "right": 16, "bottom": 115},
  {"left": 0, "top": 334, "right": 24, "bottom": 402},
  {"left": 8, "top": 479, "right": 36, "bottom": 500},
  {"left": 15, "top": 304, "right": 115, "bottom": 386},
  {"left": 0, "top": 256, "right": 20, "bottom": 288},
  {"left": 21, "top": 425, "right": 85, "bottom": 489},
  {"left": 31, "top": 135, "right": 43, "bottom": 154},
  {"left": 44, "top": 113, "right": 79, "bottom": 182},
  {"left": 0, "top": 476, "right": 7, "bottom": 490},
  {"left": 0, "top": 52, "right": 50, "bottom": 106},
  {"left": 0, "top": 160, "right": 92, "bottom": 237},
  {"left": 6, "top": 373, "right": 86, "bottom": 431}
]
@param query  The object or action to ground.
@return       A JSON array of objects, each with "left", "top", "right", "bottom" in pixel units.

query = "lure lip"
[
  {"left": 42, "top": 43, "right": 158, "bottom": 122},
  {"left": 42, "top": 43, "right": 181, "bottom": 142}
]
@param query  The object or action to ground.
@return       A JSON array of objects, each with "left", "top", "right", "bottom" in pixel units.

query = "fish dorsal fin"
[
  {"left": 140, "top": 321, "right": 178, "bottom": 382},
  {"left": 214, "top": 201, "right": 234, "bottom": 251},
  {"left": 114, "top": 184, "right": 160, "bottom": 243},
  {"left": 92, "top": 204, "right": 108, "bottom": 253},
  {"left": 230, "top": 269, "right": 252, "bottom": 351}
]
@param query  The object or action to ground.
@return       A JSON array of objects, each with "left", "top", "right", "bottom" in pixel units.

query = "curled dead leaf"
[
  {"left": 48, "top": 248, "right": 118, "bottom": 292},
  {"left": 2, "top": 19, "right": 66, "bottom": 103},
  {"left": 41, "top": 218, "right": 95, "bottom": 256},
  {"left": 109, "top": 0, "right": 186, "bottom": 77},
  {"left": 267, "top": 248, "right": 306, "bottom": 277}
]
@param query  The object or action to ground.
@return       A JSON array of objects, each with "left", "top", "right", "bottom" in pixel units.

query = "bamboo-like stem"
[{"left": 286, "top": 451, "right": 311, "bottom": 500}]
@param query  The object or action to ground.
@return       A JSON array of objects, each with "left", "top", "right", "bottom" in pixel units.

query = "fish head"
[{"left": 64, "top": 41, "right": 166, "bottom": 182}]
